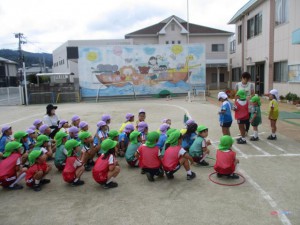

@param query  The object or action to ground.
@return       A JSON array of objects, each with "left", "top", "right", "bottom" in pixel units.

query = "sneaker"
[
  {"left": 103, "top": 182, "right": 118, "bottom": 189},
  {"left": 267, "top": 135, "right": 277, "bottom": 140},
  {"left": 33, "top": 184, "right": 41, "bottom": 192},
  {"left": 228, "top": 173, "right": 239, "bottom": 179},
  {"left": 88, "top": 159, "right": 95, "bottom": 166},
  {"left": 84, "top": 164, "right": 92, "bottom": 171},
  {"left": 141, "top": 169, "right": 145, "bottom": 174},
  {"left": 145, "top": 172, "right": 155, "bottom": 182},
  {"left": 198, "top": 160, "right": 209, "bottom": 166},
  {"left": 7, "top": 183, "right": 23, "bottom": 190},
  {"left": 216, "top": 173, "right": 223, "bottom": 178},
  {"left": 72, "top": 180, "right": 85, "bottom": 186},
  {"left": 166, "top": 171, "right": 174, "bottom": 179},
  {"left": 40, "top": 179, "right": 51, "bottom": 185},
  {"left": 250, "top": 136, "right": 259, "bottom": 141},
  {"left": 237, "top": 137, "right": 247, "bottom": 144},
  {"left": 187, "top": 171, "right": 196, "bottom": 180},
  {"left": 157, "top": 169, "right": 164, "bottom": 177}
]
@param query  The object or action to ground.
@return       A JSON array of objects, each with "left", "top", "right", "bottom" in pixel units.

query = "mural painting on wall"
[{"left": 78, "top": 44, "right": 205, "bottom": 97}]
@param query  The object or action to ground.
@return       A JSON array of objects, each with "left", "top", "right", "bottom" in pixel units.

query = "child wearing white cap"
[
  {"left": 217, "top": 92, "right": 233, "bottom": 136},
  {"left": 267, "top": 89, "right": 279, "bottom": 140}
]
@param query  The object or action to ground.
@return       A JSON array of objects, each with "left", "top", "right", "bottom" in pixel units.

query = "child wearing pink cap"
[
  {"left": 118, "top": 123, "right": 134, "bottom": 157},
  {"left": 0, "top": 125, "right": 13, "bottom": 156},
  {"left": 162, "top": 118, "right": 172, "bottom": 127},
  {"left": 68, "top": 126, "right": 80, "bottom": 141},
  {"left": 59, "top": 120, "right": 69, "bottom": 133},
  {"left": 33, "top": 119, "right": 43, "bottom": 135},
  {"left": 101, "top": 114, "right": 111, "bottom": 131},
  {"left": 137, "top": 121, "right": 148, "bottom": 144},
  {"left": 71, "top": 115, "right": 81, "bottom": 128},
  {"left": 39, "top": 124, "right": 56, "bottom": 153},
  {"left": 119, "top": 113, "right": 134, "bottom": 133},
  {"left": 156, "top": 123, "right": 170, "bottom": 151},
  {"left": 93, "top": 121, "right": 108, "bottom": 152},
  {"left": 79, "top": 121, "right": 89, "bottom": 132}
]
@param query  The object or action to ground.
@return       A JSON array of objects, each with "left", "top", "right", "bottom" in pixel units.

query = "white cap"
[
  {"left": 218, "top": 92, "right": 228, "bottom": 100},
  {"left": 269, "top": 89, "right": 279, "bottom": 100}
]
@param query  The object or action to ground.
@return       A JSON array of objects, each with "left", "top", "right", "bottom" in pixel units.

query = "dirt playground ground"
[{"left": 0, "top": 96, "right": 299, "bottom": 225}]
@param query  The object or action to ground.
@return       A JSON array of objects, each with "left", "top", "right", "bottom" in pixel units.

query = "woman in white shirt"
[{"left": 43, "top": 104, "right": 60, "bottom": 138}]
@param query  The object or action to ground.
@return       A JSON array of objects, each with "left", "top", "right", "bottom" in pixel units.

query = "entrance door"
[{"left": 255, "top": 63, "right": 265, "bottom": 95}]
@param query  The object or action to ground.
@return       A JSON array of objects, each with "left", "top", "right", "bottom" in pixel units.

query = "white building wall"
[{"left": 131, "top": 37, "right": 158, "bottom": 44}]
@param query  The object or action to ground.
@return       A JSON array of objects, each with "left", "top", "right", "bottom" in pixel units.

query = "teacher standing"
[{"left": 43, "top": 104, "right": 60, "bottom": 138}]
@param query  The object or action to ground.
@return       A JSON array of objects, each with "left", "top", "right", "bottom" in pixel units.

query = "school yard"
[{"left": 0, "top": 94, "right": 299, "bottom": 225}]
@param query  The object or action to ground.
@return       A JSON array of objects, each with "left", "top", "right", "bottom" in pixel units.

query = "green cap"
[
  {"left": 145, "top": 131, "right": 160, "bottom": 148},
  {"left": 13, "top": 131, "right": 28, "bottom": 143},
  {"left": 236, "top": 90, "right": 246, "bottom": 101},
  {"left": 78, "top": 131, "right": 92, "bottom": 141},
  {"left": 218, "top": 135, "right": 234, "bottom": 151},
  {"left": 197, "top": 125, "right": 208, "bottom": 133},
  {"left": 250, "top": 95, "right": 261, "bottom": 106},
  {"left": 108, "top": 130, "right": 119, "bottom": 140},
  {"left": 54, "top": 131, "right": 68, "bottom": 147},
  {"left": 129, "top": 131, "right": 141, "bottom": 144},
  {"left": 65, "top": 139, "right": 81, "bottom": 156},
  {"left": 101, "top": 139, "right": 118, "bottom": 153},
  {"left": 28, "top": 150, "right": 43, "bottom": 165},
  {"left": 35, "top": 135, "right": 50, "bottom": 147},
  {"left": 3, "top": 141, "right": 22, "bottom": 158},
  {"left": 166, "top": 128, "right": 176, "bottom": 137},
  {"left": 168, "top": 130, "right": 181, "bottom": 146}
]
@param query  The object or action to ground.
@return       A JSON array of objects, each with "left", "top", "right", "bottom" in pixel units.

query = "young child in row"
[
  {"left": 234, "top": 90, "right": 249, "bottom": 144},
  {"left": 137, "top": 122, "right": 148, "bottom": 144},
  {"left": 79, "top": 121, "right": 89, "bottom": 132},
  {"left": 26, "top": 129, "right": 37, "bottom": 150},
  {"left": 214, "top": 135, "right": 239, "bottom": 179},
  {"left": 33, "top": 135, "right": 53, "bottom": 160},
  {"left": 189, "top": 126, "right": 211, "bottom": 166},
  {"left": 39, "top": 124, "right": 57, "bottom": 153},
  {"left": 125, "top": 131, "right": 142, "bottom": 167},
  {"left": 162, "top": 130, "right": 196, "bottom": 180},
  {"left": 0, "top": 141, "right": 27, "bottom": 190},
  {"left": 94, "top": 121, "right": 108, "bottom": 150},
  {"left": 118, "top": 123, "right": 135, "bottom": 157},
  {"left": 156, "top": 123, "right": 170, "bottom": 151},
  {"left": 54, "top": 131, "right": 68, "bottom": 171},
  {"left": 79, "top": 131, "right": 98, "bottom": 171},
  {"left": 0, "top": 125, "right": 13, "bottom": 157},
  {"left": 62, "top": 139, "right": 85, "bottom": 186},
  {"left": 218, "top": 92, "right": 233, "bottom": 136},
  {"left": 59, "top": 120, "right": 69, "bottom": 133},
  {"left": 181, "top": 121, "right": 198, "bottom": 151},
  {"left": 101, "top": 114, "right": 112, "bottom": 131},
  {"left": 13, "top": 131, "right": 30, "bottom": 166},
  {"left": 267, "top": 89, "right": 279, "bottom": 140},
  {"left": 136, "top": 109, "right": 146, "bottom": 129},
  {"left": 119, "top": 113, "right": 134, "bottom": 133},
  {"left": 249, "top": 95, "right": 262, "bottom": 141},
  {"left": 33, "top": 119, "right": 43, "bottom": 135},
  {"left": 93, "top": 139, "right": 120, "bottom": 189},
  {"left": 71, "top": 115, "right": 81, "bottom": 128}
]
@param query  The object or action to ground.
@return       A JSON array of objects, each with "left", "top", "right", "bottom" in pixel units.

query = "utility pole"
[{"left": 14, "top": 33, "right": 26, "bottom": 68}]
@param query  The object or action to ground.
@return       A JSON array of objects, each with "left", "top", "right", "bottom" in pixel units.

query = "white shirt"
[{"left": 43, "top": 114, "right": 60, "bottom": 127}]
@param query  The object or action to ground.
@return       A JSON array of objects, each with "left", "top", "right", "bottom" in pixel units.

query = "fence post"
[{"left": 7, "top": 87, "right": 10, "bottom": 103}]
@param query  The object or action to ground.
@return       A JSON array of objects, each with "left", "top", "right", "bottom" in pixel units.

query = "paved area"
[{"left": 0, "top": 96, "right": 299, "bottom": 225}]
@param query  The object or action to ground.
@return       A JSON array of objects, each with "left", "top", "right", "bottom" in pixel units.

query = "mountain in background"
[{"left": 0, "top": 49, "right": 53, "bottom": 68}]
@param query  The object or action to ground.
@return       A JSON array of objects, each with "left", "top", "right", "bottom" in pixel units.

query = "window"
[
  {"left": 288, "top": 65, "right": 300, "bottom": 81},
  {"left": 172, "top": 41, "right": 175, "bottom": 44},
  {"left": 212, "top": 44, "right": 224, "bottom": 52},
  {"left": 247, "top": 66, "right": 256, "bottom": 81},
  {"left": 275, "top": 0, "right": 289, "bottom": 25},
  {"left": 211, "top": 73, "right": 217, "bottom": 83},
  {"left": 220, "top": 73, "right": 225, "bottom": 82},
  {"left": 274, "top": 61, "right": 288, "bottom": 82},
  {"left": 247, "top": 13, "right": 262, "bottom": 39},
  {"left": 232, "top": 67, "right": 241, "bottom": 82},
  {"left": 238, "top": 25, "right": 242, "bottom": 44},
  {"left": 177, "top": 40, "right": 181, "bottom": 44},
  {"left": 165, "top": 41, "right": 169, "bottom": 44},
  {"left": 230, "top": 40, "right": 236, "bottom": 54}
]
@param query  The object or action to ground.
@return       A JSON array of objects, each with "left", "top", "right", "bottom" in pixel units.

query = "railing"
[{"left": 0, "top": 86, "right": 22, "bottom": 106}]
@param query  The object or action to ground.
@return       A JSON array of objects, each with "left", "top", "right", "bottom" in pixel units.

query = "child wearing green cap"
[
  {"left": 26, "top": 150, "right": 51, "bottom": 191},
  {"left": 79, "top": 131, "right": 98, "bottom": 171},
  {"left": 13, "top": 131, "right": 30, "bottom": 166},
  {"left": 135, "top": 131, "right": 164, "bottom": 182},
  {"left": 160, "top": 128, "right": 177, "bottom": 157},
  {"left": 54, "top": 131, "right": 69, "bottom": 171},
  {"left": 125, "top": 131, "right": 142, "bottom": 167},
  {"left": 214, "top": 135, "right": 239, "bottom": 179},
  {"left": 162, "top": 130, "right": 196, "bottom": 180},
  {"left": 234, "top": 90, "right": 249, "bottom": 144},
  {"left": 189, "top": 126, "right": 211, "bottom": 166},
  {"left": 33, "top": 135, "right": 53, "bottom": 160},
  {"left": 249, "top": 95, "right": 262, "bottom": 141},
  {"left": 93, "top": 139, "right": 120, "bottom": 189},
  {"left": 108, "top": 130, "right": 119, "bottom": 141},
  {"left": 62, "top": 139, "right": 85, "bottom": 186},
  {"left": 0, "top": 142, "right": 27, "bottom": 190}
]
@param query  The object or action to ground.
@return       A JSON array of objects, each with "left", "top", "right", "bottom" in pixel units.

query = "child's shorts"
[
  {"left": 63, "top": 172, "right": 75, "bottom": 183},
  {"left": 251, "top": 121, "right": 260, "bottom": 127},
  {"left": 0, "top": 175, "right": 16, "bottom": 187},
  {"left": 126, "top": 158, "right": 138, "bottom": 167},
  {"left": 220, "top": 121, "right": 232, "bottom": 128},
  {"left": 237, "top": 119, "right": 249, "bottom": 124},
  {"left": 54, "top": 163, "right": 65, "bottom": 171},
  {"left": 142, "top": 167, "right": 163, "bottom": 176}
]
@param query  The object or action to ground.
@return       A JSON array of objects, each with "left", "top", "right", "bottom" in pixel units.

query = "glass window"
[
  {"left": 274, "top": 61, "right": 288, "bottom": 82},
  {"left": 238, "top": 25, "right": 242, "bottom": 44},
  {"left": 177, "top": 40, "right": 181, "bottom": 44},
  {"left": 232, "top": 67, "right": 241, "bottom": 82},
  {"left": 172, "top": 41, "right": 175, "bottom": 44},
  {"left": 230, "top": 40, "right": 236, "bottom": 54},
  {"left": 220, "top": 73, "right": 225, "bottom": 82},
  {"left": 212, "top": 44, "right": 225, "bottom": 52},
  {"left": 275, "top": 0, "right": 289, "bottom": 25},
  {"left": 211, "top": 73, "right": 217, "bottom": 83},
  {"left": 247, "top": 12, "right": 262, "bottom": 39},
  {"left": 165, "top": 41, "right": 169, "bottom": 44},
  {"left": 247, "top": 66, "right": 256, "bottom": 81},
  {"left": 288, "top": 64, "right": 300, "bottom": 81}
]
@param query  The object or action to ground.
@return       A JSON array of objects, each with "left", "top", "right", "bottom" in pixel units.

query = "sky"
[{"left": 0, "top": 0, "right": 249, "bottom": 53}]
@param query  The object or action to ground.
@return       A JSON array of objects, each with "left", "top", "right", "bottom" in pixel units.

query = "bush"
[{"left": 285, "top": 92, "right": 299, "bottom": 101}]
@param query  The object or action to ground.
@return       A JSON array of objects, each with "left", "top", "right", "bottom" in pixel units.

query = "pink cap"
[
  {"left": 33, "top": 119, "right": 42, "bottom": 126},
  {"left": 137, "top": 122, "right": 148, "bottom": 132},
  {"left": 97, "top": 120, "right": 106, "bottom": 128},
  {"left": 1, "top": 124, "right": 11, "bottom": 133},
  {"left": 68, "top": 126, "right": 79, "bottom": 134},
  {"left": 101, "top": 114, "right": 111, "bottom": 122},
  {"left": 125, "top": 113, "right": 134, "bottom": 121},
  {"left": 58, "top": 120, "right": 68, "bottom": 128},
  {"left": 186, "top": 119, "right": 195, "bottom": 126},
  {"left": 29, "top": 126, "right": 36, "bottom": 131},
  {"left": 160, "top": 123, "right": 170, "bottom": 133},
  {"left": 26, "top": 129, "right": 35, "bottom": 134},
  {"left": 71, "top": 115, "right": 80, "bottom": 122},
  {"left": 79, "top": 121, "right": 88, "bottom": 129},
  {"left": 124, "top": 124, "right": 134, "bottom": 133},
  {"left": 39, "top": 124, "right": 49, "bottom": 134}
]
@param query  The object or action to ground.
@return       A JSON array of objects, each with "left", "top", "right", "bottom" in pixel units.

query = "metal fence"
[{"left": 0, "top": 86, "right": 23, "bottom": 106}]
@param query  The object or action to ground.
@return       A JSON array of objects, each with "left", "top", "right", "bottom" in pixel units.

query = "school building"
[{"left": 228, "top": 0, "right": 300, "bottom": 96}]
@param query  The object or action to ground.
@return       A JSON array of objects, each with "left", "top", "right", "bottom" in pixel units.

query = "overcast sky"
[{"left": 0, "top": 0, "right": 249, "bottom": 53}]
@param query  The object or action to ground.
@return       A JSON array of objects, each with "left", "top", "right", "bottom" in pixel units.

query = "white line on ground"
[
  {"left": 238, "top": 168, "right": 292, "bottom": 225},
  {"left": 232, "top": 145, "right": 248, "bottom": 159},
  {"left": 156, "top": 103, "right": 192, "bottom": 119},
  {"left": 262, "top": 140, "right": 288, "bottom": 153},
  {"left": 212, "top": 132, "right": 266, "bottom": 143},
  {"left": 247, "top": 141, "right": 271, "bottom": 156},
  {"left": 238, "top": 153, "right": 300, "bottom": 158}
]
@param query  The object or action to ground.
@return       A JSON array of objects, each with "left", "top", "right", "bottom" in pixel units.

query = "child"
[
  {"left": 162, "top": 130, "right": 196, "bottom": 180},
  {"left": 137, "top": 121, "right": 148, "bottom": 144},
  {"left": 249, "top": 95, "right": 262, "bottom": 141},
  {"left": 136, "top": 109, "right": 146, "bottom": 129},
  {"left": 54, "top": 131, "right": 68, "bottom": 171},
  {"left": 94, "top": 121, "right": 108, "bottom": 149},
  {"left": 135, "top": 131, "right": 163, "bottom": 182},
  {"left": 71, "top": 115, "right": 81, "bottom": 128},
  {"left": 26, "top": 128, "right": 37, "bottom": 150},
  {"left": 62, "top": 139, "right": 85, "bottom": 186},
  {"left": 119, "top": 113, "right": 134, "bottom": 133},
  {"left": 68, "top": 126, "right": 80, "bottom": 141},
  {"left": 125, "top": 131, "right": 142, "bottom": 167},
  {"left": 58, "top": 120, "right": 69, "bottom": 133},
  {"left": 214, "top": 135, "right": 239, "bottom": 179},
  {"left": 162, "top": 118, "right": 172, "bottom": 127},
  {"left": 108, "top": 130, "right": 119, "bottom": 141},
  {"left": 156, "top": 123, "right": 170, "bottom": 151},
  {"left": 26, "top": 150, "right": 52, "bottom": 191},
  {"left": 13, "top": 131, "right": 30, "bottom": 165},
  {"left": 218, "top": 92, "right": 233, "bottom": 136},
  {"left": 79, "top": 132, "right": 98, "bottom": 171},
  {"left": 160, "top": 128, "right": 176, "bottom": 157},
  {"left": 0, "top": 142, "right": 27, "bottom": 190},
  {"left": 234, "top": 90, "right": 249, "bottom": 144},
  {"left": 267, "top": 89, "right": 279, "bottom": 140},
  {"left": 33, "top": 119, "right": 43, "bottom": 135},
  {"left": 33, "top": 135, "right": 53, "bottom": 160},
  {"left": 39, "top": 124, "right": 57, "bottom": 153},
  {"left": 79, "top": 121, "right": 89, "bottom": 132},
  {"left": 102, "top": 114, "right": 112, "bottom": 131},
  {"left": 118, "top": 123, "right": 134, "bottom": 157},
  {"left": 189, "top": 126, "right": 211, "bottom": 166},
  {"left": 181, "top": 122, "right": 198, "bottom": 151},
  {"left": 93, "top": 139, "right": 120, "bottom": 189},
  {"left": 0, "top": 125, "right": 13, "bottom": 156}
]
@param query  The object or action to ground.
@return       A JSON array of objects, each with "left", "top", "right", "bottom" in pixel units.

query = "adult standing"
[
  {"left": 235, "top": 72, "right": 255, "bottom": 134},
  {"left": 43, "top": 104, "right": 60, "bottom": 138}
]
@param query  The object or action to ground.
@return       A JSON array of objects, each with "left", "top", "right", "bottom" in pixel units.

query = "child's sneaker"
[
  {"left": 166, "top": 171, "right": 174, "bottom": 179},
  {"left": 7, "top": 183, "right": 23, "bottom": 190},
  {"left": 157, "top": 169, "right": 164, "bottom": 177},
  {"left": 237, "top": 137, "right": 247, "bottom": 144},
  {"left": 187, "top": 171, "right": 196, "bottom": 180},
  {"left": 267, "top": 135, "right": 277, "bottom": 140},
  {"left": 228, "top": 173, "right": 239, "bottom": 179},
  {"left": 145, "top": 172, "right": 154, "bottom": 182},
  {"left": 250, "top": 136, "right": 259, "bottom": 141},
  {"left": 84, "top": 164, "right": 92, "bottom": 171},
  {"left": 217, "top": 173, "right": 223, "bottom": 178},
  {"left": 198, "top": 160, "right": 209, "bottom": 166},
  {"left": 40, "top": 179, "right": 51, "bottom": 185},
  {"left": 33, "top": 184, "right": 41, "bottom": 192},
  {"left": 72, "top": 180, "right": 85, "bottom": 186},
  {"left": 103, "top": 182, "right": 118, "bottom": 189}
]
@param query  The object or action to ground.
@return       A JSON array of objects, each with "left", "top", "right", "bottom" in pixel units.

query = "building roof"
[
  {"left": 228, "top": 0, "right": 265, "bottom": 24},
  {"left": 125, "top": 15, "right": 232, "bottom": 37},
  {"left": 0, "top": 57, "right": 18, "bottom": 64}
]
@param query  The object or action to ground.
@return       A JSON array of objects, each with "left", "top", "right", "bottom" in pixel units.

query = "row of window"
[
  {"left": 165, "top": 41, "right": 181, "bottom": 44},
  {"left": 165, "top": 42, "right": 225, "bottom": 52},
  {"left": 53, "top": 59, "right": 65, "bottom": 67}
]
